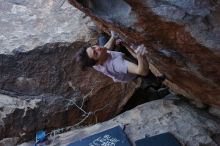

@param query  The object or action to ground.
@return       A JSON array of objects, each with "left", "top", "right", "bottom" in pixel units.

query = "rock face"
[
  {"left": 0, "top": 0, "right": 140, "bottom": 143},
  {"left": 68, "top": 0, "right": 220, "bottom": 107},
  {"left": 18, "top": 97, "right": 220, "bottom": 146},
  {"left": 0, "top": 0, "right": 95, "bottom": 54},
  {"left": 0, "top": 42, "right": 139, "bottom": 143}
]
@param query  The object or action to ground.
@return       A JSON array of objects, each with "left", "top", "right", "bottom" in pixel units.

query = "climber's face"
[{"left": 86, "top": 45, "right": 107, "bottom": 63}]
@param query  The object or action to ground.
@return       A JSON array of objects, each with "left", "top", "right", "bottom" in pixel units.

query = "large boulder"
[
  {"left": 68, "top": 0, "right": 220, "bottom": 107},
  {"left": 0, "top": 0, "right": 139, "bottom": 143},
  {"left": 18, "top": 97, "right": 220, "bottom": 146},
  {"left": 0, "top": 42, "right": 139, "bottom": 143}
]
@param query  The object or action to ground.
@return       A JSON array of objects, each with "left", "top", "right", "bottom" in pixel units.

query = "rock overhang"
[{"left": 68, "top": 0, "right": 220, "bottom": 107}]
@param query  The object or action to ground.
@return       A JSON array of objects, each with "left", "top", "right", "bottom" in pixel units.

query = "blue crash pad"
[
  {"left": 135, "top": 132, "right": 181, "bottom": 146},
  {"left": 67, "top": 126, "right": 131, "bottom": 146}
]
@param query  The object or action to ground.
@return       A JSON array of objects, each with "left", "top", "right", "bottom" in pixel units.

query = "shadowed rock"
[
  {"left": 18, "top": 97, "right": 220, "bottom": 146},
  {"left": 0, "top": 42, "right": 139, "bottom": 143}
]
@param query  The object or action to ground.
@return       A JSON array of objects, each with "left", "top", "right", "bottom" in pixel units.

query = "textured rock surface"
[
  {"left": 18, "top": 97, "right": 220, "bottom": 146},
  {"left": 68, "top": 0, "right": 220, "bottom": 107},
  {"left": 209, "top": 106, "right": 220, "bottom": 117},
  {"left": 0, "top": 0, "right": 95, "bottom": 54},
  {"left": 0, "top": 0, "right": 141, "bottom": 143},
  {"left": 0, "top": 42, "right": 139, "bottom": 143}
]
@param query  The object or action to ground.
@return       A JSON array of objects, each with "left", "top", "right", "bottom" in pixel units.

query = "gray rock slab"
[{"left": 0, "top": 0, "right": 95, "bottom": 54}]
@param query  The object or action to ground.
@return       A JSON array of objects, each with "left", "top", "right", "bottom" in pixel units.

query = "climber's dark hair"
[{"left": 75, "top": 46, "right": 97, "bottom": 70}]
